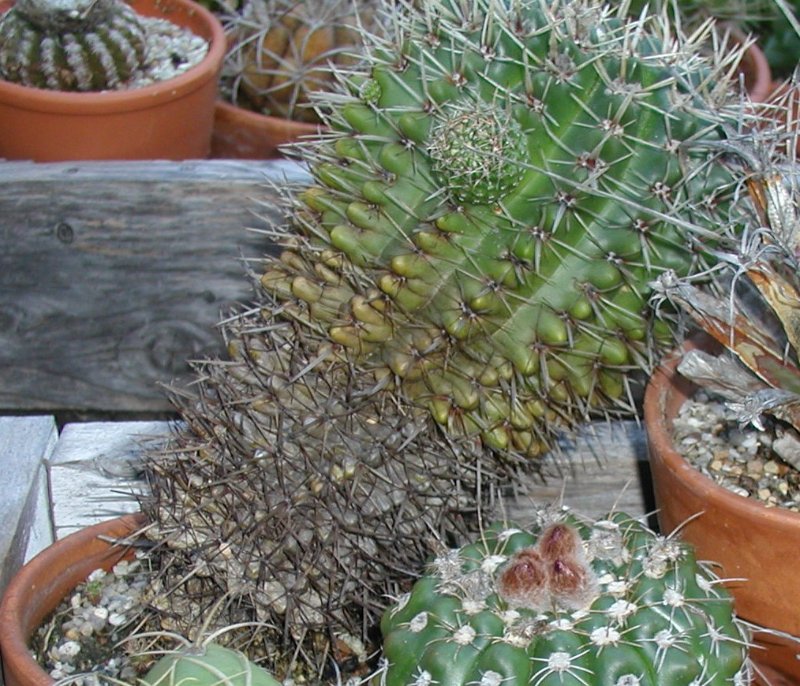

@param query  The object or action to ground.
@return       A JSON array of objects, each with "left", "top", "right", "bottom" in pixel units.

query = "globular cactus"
[
  {"left": 0, "top": 0, "right": 148, "bottom": 90},
  {"left": 223, "top": 0, "right": 379, "bottom": 122},
  {"left": 142, "top": 642, "right": 281, "bottom": 686},
  {"left": 376, "top": 509, "right": 753, "bottom": 686},
  {"left": 260, "top": 0, "right": 754, "bottom": 459}
]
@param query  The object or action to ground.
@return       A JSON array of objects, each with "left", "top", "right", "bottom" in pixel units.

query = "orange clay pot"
[
  {"left": 0, "top": 514, "right": 145, "bottom": 686},
  {"left": 210, "top": 99, "right": 319, "bottom": 159},
  {"left": 0, "top": 0, "right": 225, "bottom": 161},
  {"left": 644, "top": 343, "right": 800, "bottom": 685}
]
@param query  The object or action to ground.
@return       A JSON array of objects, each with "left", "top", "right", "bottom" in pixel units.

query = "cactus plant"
[
  {"left": 376, "top": 508, "right": 753, "bottom": 686},
  {"left": 143, "top": 642, "right": 281, "bottom": 686},
  {"left": 137, "top": 0, "right": 764, "bottom": 677},
  {"left": 221, "top": 0, "right": 380, "bottom": 122},
  {"left": 0, "top": 0, "right": 148, "bottom": 90},
  {"left": 652, "top": 119, "right": 800, "bottom": 457},
  {"left": 257, "top": 0, "right": 755, "bottom": 459}
]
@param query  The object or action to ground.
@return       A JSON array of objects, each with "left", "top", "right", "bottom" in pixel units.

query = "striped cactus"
[{"left": 0, "top": 0, "right": 147, "bottom": 91}]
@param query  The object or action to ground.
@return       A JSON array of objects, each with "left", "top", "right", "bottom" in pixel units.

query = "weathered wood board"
[
  {"left": 0, "top": 159, "right": 309, "bottom": 413},
  {"left": 0, "top": 416, "right": 57, "bottom": 597}
]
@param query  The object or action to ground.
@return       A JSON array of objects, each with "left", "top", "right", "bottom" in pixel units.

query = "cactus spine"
[
  {"left": 376, "top": 509, "right": 753, "bottom": 685},
  {"left": 0, "top": 0, "right": 148, "bottom": 90}
]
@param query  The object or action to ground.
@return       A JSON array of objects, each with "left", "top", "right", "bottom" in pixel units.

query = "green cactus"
[
  {"left": 142, "top": 643, "right": 281, "bottom": 686},
  {"left": 376, "top": 509, "right": 752, "bottom": 686},
  {"left": 0, "top": 0, "right": 147, "bottom": 91},
  {"left": 259, "top": 0, "right": 752, "bottom": 459}
]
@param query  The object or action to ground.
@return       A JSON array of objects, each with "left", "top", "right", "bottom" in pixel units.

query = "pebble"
[{"left": 673, "top": 394, "right": 800, "bottom": 512}]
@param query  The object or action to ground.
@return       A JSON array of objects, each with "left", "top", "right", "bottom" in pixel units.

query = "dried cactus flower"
[
  {"left": 376, "top": 509, "right": 753, "bottom": 686},
  {"left": 0, "top": 0, "right": 148, "bottom": 90}
]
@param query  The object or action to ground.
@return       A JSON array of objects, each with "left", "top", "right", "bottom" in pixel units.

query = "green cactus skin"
[
  {"left": 0, "top": 0, "right": 147, "bottom": 91},
  {"left": 260, "top": 0, "right": 751, "bottom": 459},
  {"left": 142, "top": 643, "right": 281, "bottom": 686},
  {"left": 376, "top": 510, "right": 752, "bottom": 686}
]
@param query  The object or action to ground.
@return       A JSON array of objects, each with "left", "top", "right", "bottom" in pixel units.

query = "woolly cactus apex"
[
  {"left": 376, "top": 509, "right": 753, "bottom": 686},
  {"left": 143, "top": 643, "right": 281, "bottom": 686},
  {"left": 0, "top": 0, "right": 147, "bottom": 90},
  {"left": 260, "top": 0, "right": 753, "bottom": 460}
]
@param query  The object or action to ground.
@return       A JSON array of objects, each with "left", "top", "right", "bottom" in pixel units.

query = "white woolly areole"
[
  {"left": 654, "top": 629, "right": 678, "bottom": 649},
  {"left": 452, "top": 625, "right": 477, "bottom": 646},
  {"left": 547, "top": 652, "right": 573, "bottom": 672},
  {"left": 461, "top": 598, "right": 487, "bottom": 615},
  {"left": 412, "top": 670, "right": 433, "bottom": 686},
  {"left": 480, "top": 671, "right": 504, "bottom": 686},
  {"left": 662, "top": 588, "right": 685, "bottom": 607},
  {"left": 481, "top": 554, "right": 507, "bottom": 574},
  {"left": 407, "top": 612, "right": 428, "bottom": 633},
  {"left": 590, "top": 626, "right": 621, "bottom": 646},
  {"left": 607, "top": 599, "right": 638, "bottom": 623},
  {"left": 616, "top": 676, "right": 641, "bottom": 686}
]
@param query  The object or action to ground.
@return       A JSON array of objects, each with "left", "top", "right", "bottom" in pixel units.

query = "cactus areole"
[
  {"left": 261, "top": 0, "right": 748, "bottom": 460},
  {"left": 377, "top": 511, "right": 752, "bottom": 685}
]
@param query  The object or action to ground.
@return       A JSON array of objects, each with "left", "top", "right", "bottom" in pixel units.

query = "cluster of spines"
[{"left": 0, "top": 0, "right": 147, "bottom": 91}]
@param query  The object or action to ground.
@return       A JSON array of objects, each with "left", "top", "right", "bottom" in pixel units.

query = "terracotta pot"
[
  {"left": 0, "top": 514, "right": 145, "bottom": 686},
  {"left": 0, "top": 0, "right": 226, "bottom": 161},
  {"left": 644, "top": 345, "right": 800, "bottom": 683},
  {"left": 210, "top": 99, "right": 319, "bottom": 159},
  {"left": 740, "top": 39, "right": 772, "bottom": 104}
]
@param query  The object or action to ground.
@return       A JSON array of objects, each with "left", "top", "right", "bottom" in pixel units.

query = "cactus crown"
[{"left": 0, "top": 0, "right": 148, "bottom": 90}]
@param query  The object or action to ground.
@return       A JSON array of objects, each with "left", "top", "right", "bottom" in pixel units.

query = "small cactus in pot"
[
  {"left": 0, "top": 0, "right": 148, "bottom": 91},
  {"left": 375, "top": 507, "right": 753, "bottom": 685}
]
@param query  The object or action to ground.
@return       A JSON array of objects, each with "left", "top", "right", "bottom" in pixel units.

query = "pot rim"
[
  {"left": 644, "top": 342, "right": 800, "bottom": 528},
  {"left": 0, "top": 0, "right": 225, "bottom": 115},
  {"left": 0, "top": 514, "right": 146, "bottom": 686}
]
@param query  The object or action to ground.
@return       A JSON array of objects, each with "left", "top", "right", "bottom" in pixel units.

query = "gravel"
[
  {"left": 32, "top": 558, "right": 151, "bottom": 685},
  {"left": 129, "top": 17, "right": 209, "bottom": 88},
  {"left": 672, "top": 390, "right": 800, "bottom": 511}
]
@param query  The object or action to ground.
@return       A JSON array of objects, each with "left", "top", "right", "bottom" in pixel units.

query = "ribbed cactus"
[
  {"left": 376, "top": 509, "right": 753, "bottom": 685},
  {"left": 0, "top": 0, "right": 147, "bottom": 90},
  {"left": 143, "top": 643, "right": 281, "bottom": 686},
  {"left": 223, "top": 0, "right": 380, "bottom": 122},
  {"left": 259, "top": 0, "right": 752, "bottom": 459}
]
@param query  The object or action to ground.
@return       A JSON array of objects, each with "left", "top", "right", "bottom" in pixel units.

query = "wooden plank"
[
  {"left": 510, "top": 420, "right": 655, "bottom": 524},
  {"left": 48, "top": 420, "right": 171, "bottom": 538},
  {"left": 0, "top": 159, "right": 310, "bottom": 413},
  {"left": 0, "top": 416, "right": 57, "bottom": 596}
]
